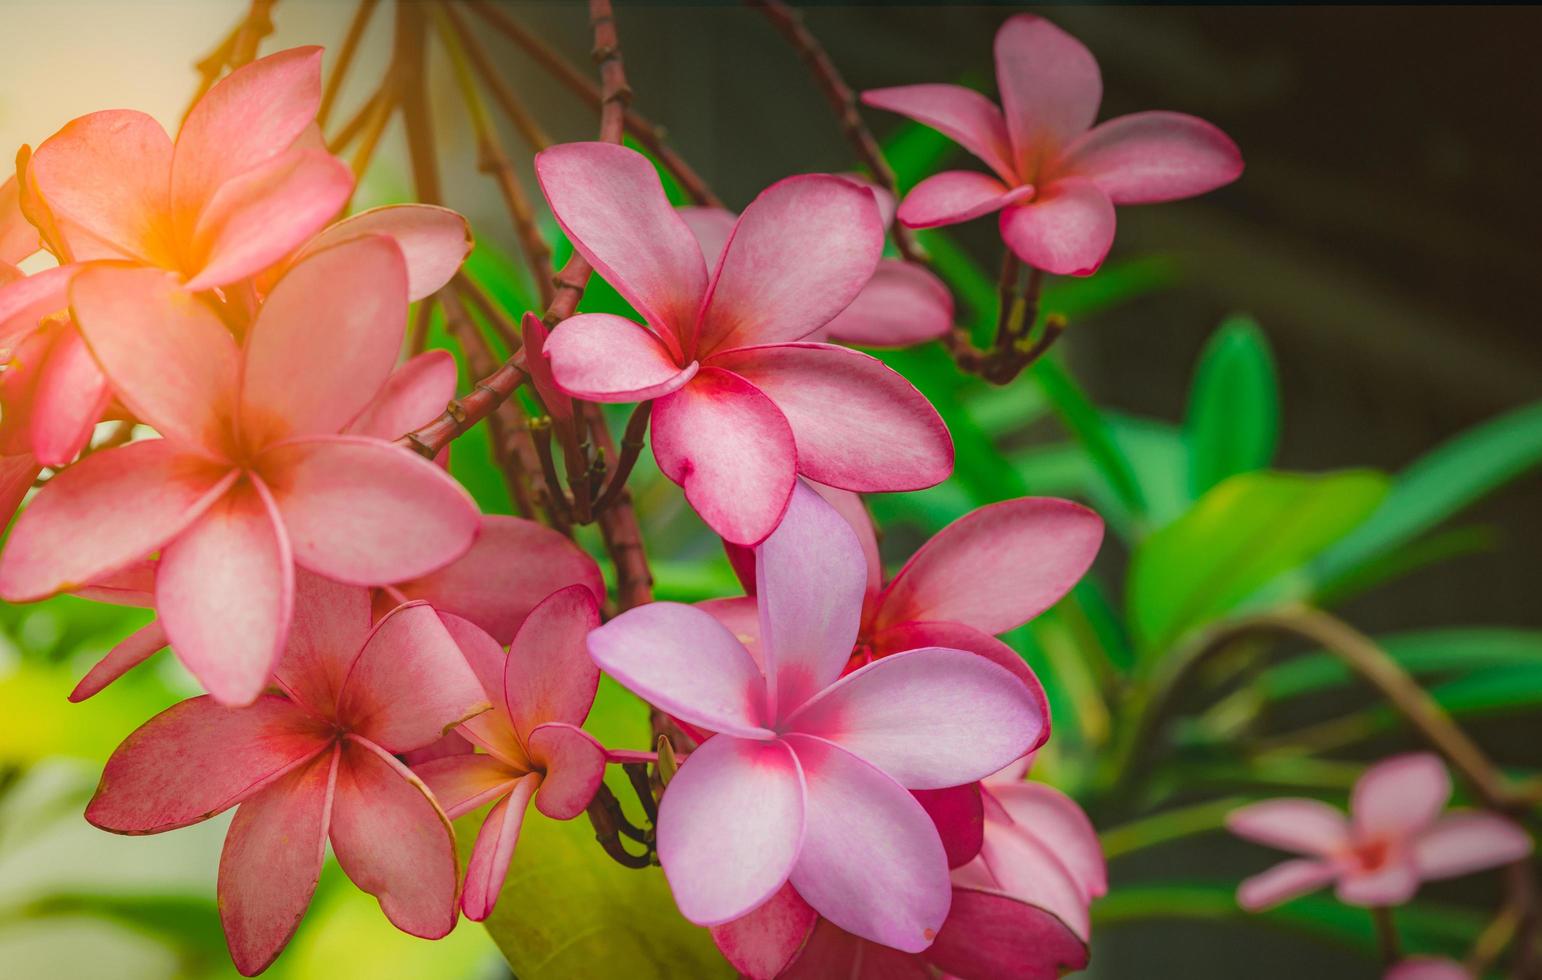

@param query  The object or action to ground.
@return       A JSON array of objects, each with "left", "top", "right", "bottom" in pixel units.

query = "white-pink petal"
[
  {"left": 861, "top": 84, "right": 1017, "bottom": 183},
  {"left": 897, "top": 171, "right": 1030, "bottom": 229},
  {"left": 545, "top": 312, "right": 697, "bottom": 402},
  {"left": 998, "top": 177, "right": 1116, "bottom": 276},
  {"left": 1056, "top": 110, "right": 1243, "bottom": 205},
  {"left": 1352, "top": 753, "right": 1450, "bottom": 840},
  {"left": 1226, "top": 798, "right": 1352, "bottom": 857}
]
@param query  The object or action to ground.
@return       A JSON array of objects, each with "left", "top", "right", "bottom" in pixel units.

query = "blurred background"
[{"left": 1, "top": 3, "right": 1538, "bottom": 978}]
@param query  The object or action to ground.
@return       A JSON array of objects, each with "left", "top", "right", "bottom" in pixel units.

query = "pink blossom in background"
[
  {"left": 85, "top": 574, "right": 489, "bottom": 975},
  {"left": 0, "top": 236, "right": 479, "bottom": 705},
  {"left": 1385, "top": 957, "right": 1471, "bottom": 980},
  {"left": 536, "top": 141, "right": 953, "bottom": 545},
  {"left": 864, "top": 14, "right": 1242, "bottom": 276},
  {"left": 1228, "top": 753, "right": 1533, "bottom": 910},
  {"left": 588, "top": 481, "right": 1046, "bottom": 950},
  {"left": 414, "top": 586, "right": 607, "bottom": 920}
]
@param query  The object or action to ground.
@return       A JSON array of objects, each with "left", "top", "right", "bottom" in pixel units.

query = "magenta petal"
[
  {"left": 657, "top": 734, "right": 806, "bottom": 925},
  {"left": 861, "top": 84, "right": 1017, "bottom": 183},
  {"left": 785, "top": 734, "right": 950, "bottom": 952},
  {"left": 0, "top": 175, "right": 39, "bottom": 264},
  {"left": 1385, "top": 958, "right": 1471, "bottom": 980},
  {"left": 823, "top": 260, "right": 954, "bottom": 349},
  {"left": 1057, "top": 110, "right": 1243, "bottom": 205},
  {"left": 915, "top": 784, "right": 985, "bottom": 869},
  {"left": 998, "top": 178, "right": 1116, "bottom": 276},
  {"left": 1352, "top": 753, "right": 1450, "bottom": 839},
  {"left": 272, "top": 570, "right": 373, "bottom": 715},
  {"left": 330, "top": 736, "right": 461, "bottom": 939},
  {"left": 290, "top": 204, "right": 471, "bottom": 301},
  {"left": 520, "top": 313, "right": 573, "bottom": 423},
  {"left": 788, "top": 647, "right": 1045, "bottom": 789},
  {"left": 413, "top": 753, "right": 521, "bottom": 820},
  {"left": 696, "top": 174, "right": 883, "bottom": 354},
  {"left": 1413, "top": 811, "right": 1533, "bottom": 881},
  {"left": 1236, "top": 858, "right": 1338, "bottom": 911},
  {"left": 994, "top": 14, "right": 1101, "bottom": 161},
  {"left": 781, "top": 919, "right": 928, "bottom": 980},
  {"left": 505, "top": 585, "right": 601, "bottom": 739},
  {"left": 28, "top": 327, "right": 109, "bottom": 467},
  {"left": 461, "top": 774, "right": 539, "bottom": 922},
  {"left": 708, "top": 882, "right": 816, "bottom": 980},
  {"left": 988, "top": 781, "right": 1106, "bottom": 901},
  {"left": 897, "top": 171, "right": 1028, "bottom": 229},
  {"left": 1226, "top": 798, "right": 1352, "bottom": 857},
  {"left": 976, "top": 818, "right": 1095, "bottom": 939},
  {"left": 926, "top": 887, "right": 1089, "bottom": 980},
  {"left": 651, "top": 369, "right": 796, "bottom": 547},
  {"left": 1336, "top": 861, "right": 1420, "bottom": 908},
  {"left": 545, "top": 312, "right": 697, "bottom": 402},
  {"left": 527, "top": 722, "right": 607, "bottom": 819},
  {"left": 712, "top": 343, "right": 953, "bottom": 494},
  {"left": 70, "top": 619, "right": 169, "bottom": 702},
  {"left": 587, "top": 601, "right": 771, "bottom": 737},
  {"left": 345, "top": 349, "right": 458, "bottom": 442},
  {"left": 157, "top": 479, "right": 294, "bottom": 706},
  {"left": 219, "top": 746, "right": 337, "bottom": 977},
  {"left": 0, "top": 440, "right": 235, "bottom": 602},
  {"left": 86, "top": 694, "right": 327, "bottom": 834},
  {"left": 877, "top": 496, "right": 1103, "bottom": 636}
]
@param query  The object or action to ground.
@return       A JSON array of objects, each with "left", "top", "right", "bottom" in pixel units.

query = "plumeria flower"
[
  {"left": 85, "top": 574, "right": 489, "bottom": 975},
  {"left": 1385, "top": 957, "right": 1470, "bottom": 980},
  {"left": 536, "top": 141, "right": 953, "bottom": 545},
  {"left": 0, "top": 237, "right": 479, "bottom": 705},
  {"left": 588, "top": 481, "right": 1046, "bottom": 950},
  {"left": 1228, "top": 753, "right": 1533, "bottom": 910},
  {"left": 413, "top": 586, "right": 607, "bottom": 921},
  {"left": 676, "top": 176, "right": 953, "bottom": 349},
  {"left": 863, "top": 14, "right": 1242, "bottom": 276}
]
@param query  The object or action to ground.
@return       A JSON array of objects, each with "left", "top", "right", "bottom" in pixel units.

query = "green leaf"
[
  {"left": 1258, "top": 628, "right": 1542, "bottom": 701},
  {"left": 1032, "top": 357, "right": 1146, "bottom": 526},
  {"left": 1184, "top": 316, "right": 1279, "bottom": 498},
  {"left": 1312, "top": 400, "right": 1542, "bottom": 588},
  {"left": 1127, "top": 470, "right": 1388, "bottom": 654}
]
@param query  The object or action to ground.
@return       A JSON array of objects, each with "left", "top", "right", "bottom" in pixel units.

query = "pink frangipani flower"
[
  {"left": 413, "top": 586, "right": 607, "bottom": 920},
  {"left": 0, "top": 236, "right": 479, "bottom": 705},
  {"left": 1228, "top": 753, "right": 1533, "bottom": 910},
  {"left": 1385, "top": 957, "right": 1470, "bottom": 980},
  {"left": 863, "top": 14, "right": 1243, "bottom": 276},
  {"left": 588, "top": 481, "right": 1046, "bottom": 950},
  {"left": 536, "top": 142, "right": 953, "bottom": 545},
  {"left": 86, "top": 573, "right": 489, "bottom": 976}
]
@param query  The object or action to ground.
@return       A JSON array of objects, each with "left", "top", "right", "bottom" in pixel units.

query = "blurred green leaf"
[
  {"left": 1128, "top": 470, "right": 1388, "bottom": 654},
  {"left": 1258, "top": 628, "right": 1542, "bottom": 701},
  {"left": 1184, "top": 316, "right": 1279, "bottom": 498},
  {"left": 1312, "top": 401, "right": 1542, "bottom": 591},
  {"left": 1312, "top": 524, "right": 1497, "bottom": 608},
  {"left": 1033, "top": 357, "right": 1146, "bottom": 529}
]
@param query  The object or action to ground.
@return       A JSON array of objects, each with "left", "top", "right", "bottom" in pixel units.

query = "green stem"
[{"left": 1100, "top": 796, "right": 1249, "bottom": 861}]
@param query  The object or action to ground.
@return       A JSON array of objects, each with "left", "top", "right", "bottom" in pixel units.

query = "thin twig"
[
  {"left": 584, "top": 783, "right": 652, "bottom": 868},
  {"left": 456, "top": 273, "right": 521, "bottom": 353},
  {"left": 593, "top": 402, "right": 651, "bottom": 514},
  {"left": 442, "top": 1, "right": 552, "bottom": 151},
  {"left": 317, "top": 0, "right": 380, "bottom": 128}
]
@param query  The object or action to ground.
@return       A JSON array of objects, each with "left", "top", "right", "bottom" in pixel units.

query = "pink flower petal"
[
  {"left": 926, "top": 887, "right": 1090, "bottom": 980},
  {"left": 708, "top": 882, "right": 816, "bottom": 980},
  {"left": 788, "top": 647, "right": 1044, "bottom": 789},
  {"left": 70, "top": 560, "right": 157, "bottom": 606},
  {"left": 1352, "top": 753, "right": 1451, "bottom": 839},
  {"left": 712, "top": 343, "right": 952, "bottom": 493},
  {"left": 915, "top": 783, "right": 985, "bottom": 869},
  {"left": 535, "top": 142, "right": 706, "bottom": 349},
  {"left": 696, "top": 596, "right": 763, "bottom": 669},
  {"left": 1056, "top": 110, "right": 1243, "bottom": 205},
  {"left": 976, "top": 816, "right": 1096, "bottom": 938},
  {"left": 28, "top": 325, "right": 109, "bottom": 467},
  {"left": 838, "top": 174, "right": 897, "bottom": 230},
  {"left": 897, "top": 170, "right": 1030, "bottom": 229},
  {"left": 0, "top": 453, "right": 36, "bottom": 529},
  {"left": 1226, "top": 799, "right": 1352, "bottom": 857},
  {"left": 781, "top": 919, "right": 930, "bottom": 980},
  {"left": 344, "top": 350, "right": 458, "bottom": 442},
  {"left": 786, "top": 734, "right": 950, "bottom": 951},
  {"left": 0, "top": 175, "right": 39, "bottom": 264},
  {"left": 676, "top": 206, "right": 739, "bottom": 270},
  {"left": 754, "top": 480, "right": 867, "bottom": 715},
  {"left": 86, "top": 694, "right": 328, "bottom": 834},
  {"left": 0, "top": 440, "right": 235, "bottom": 602},
  {"left": 171, "top": 47, "right": 325, "bottom": 228},
  {"left": 0, "top": 264, "right": 75, "bottom": 349},
  {"left": 70, "top": 264, "right": 239, "bottom": 458},
  {"left": 461, "top": 773, "right": 539, "bottom": 921},
  {"left": 520, "top": 313, "right": 572, "bottom": 422},
  {"left": 395, "top": 515, "right": 605, "bottom": 645},
  {"left": 1413, "top": 811, "right": 1533, "bottom": 881},
  {"left": 545, "top": 312, "right": 697, "bottom": 402},
  {"left": 288, "top": 204, "right": 471, "bottom": 301},
  {"left": 330, "top": 736, "right": 461, "bottom": 939},
  {"left": 823, "top": 260, "right": 953, "bottom": 348},
  {"left": 413, "top": 753, "right": 522, "bottom": 819},
  {"left": 1385, "top": 957, "right": 1472, "bottom": 980},
  {"left": 998, "top": 178, "right": 1116, "bottom": 276},
  {"left": 651, "top": 369, "right": 796, "bottom": 547},
  {"left": 1336, "top": 861, "right": 1420, "bottom": 908},
  {"left": 875, "top": 496, "right": 1103, "bottom": 636},
  {"left": 445, "top": 611, "right": 528, "bottom": 769},
  {"left": 157, "top": 478, "right": 294, "bottom": 706},
  {"left": 240, "top": 236, "right": 408, "bottom": 444},
  {"left": 27, "top": 109, "right": 174, "bottom": 264},
  {"left": 988, "top": 782, "right": 1106, "bottom": 899},
  {"left": 504, "top": 585, "right": 601, "bottom": 739},
  {"left": 272, "top": 569, "right": 374, "bottom": 714},
  {"left": 696, "top": 174, "right": 883, "bottom": 355},
  {"left": 260, "top": 434, "right": 477, "bottom": 584},
  {"left": 994, "top": 15, "right": 1101, "bottom": 164},
  {"left": 69, "top": 619, "right": 169, "bottom": 702},
  {"left": 1237, "top": 858, "right": 1338, "bottom": 911},
  {"left": 338, "top": 601, "right": 489, "bottom": 753},
  {"left": 657, "top": 734, "right": 806, "bottom": 925},
  {"left": 861, "top": 84, "right": 1017, "bottom": 182},
  {"left": 527, "top": 721, "right": 607, "bottom": 819},
  {"left": 219, "top": 746, "right": 337, "bottom": 976},
  {"left": 587, "top": 601, "right": 771, "bottom": 737}
]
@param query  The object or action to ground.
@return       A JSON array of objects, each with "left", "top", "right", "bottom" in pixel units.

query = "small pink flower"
[
  {"left": 864, "top": 14, "right": 1243, "bottom": 276},
  {"left": 413, "top": 586, "right": 607, "bottom": 921},
  {"left": 588, "top": 481, "right": 1046, "bottom": 950},
  {"left": 1228, "top": 753, "right": 1533, "bottom": 910},
  {"left": 85, "top": 574, "right": 489, "bottom": 976},
  {"left": 536, "top": 142, "right": 954, "bottom": 545},
  {"left": 1385, "top": 957, "right": 1470, "bottom": 980},
  {"left": 0, "top": 237, "right": 479, "bottom": 705}
]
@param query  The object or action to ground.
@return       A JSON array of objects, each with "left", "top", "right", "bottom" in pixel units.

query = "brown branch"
[
  {"left": 465, "top": 0, "right": 723, "bottom": 208},
  {"left": 584, "top": 783, "right": 652, "bottom": 868},
  {"left": 183, "top": 0, "right": 276, "bottom": 121},
  {"left": 593, "top": 402, "right": 650, "bottom": 514},
  {"left": 441, "top": 2, "right": 551, "bottom": 151},
  {"left": 317, "top": 0, "right": 380, "bottom": 128}
]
